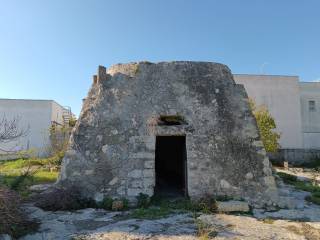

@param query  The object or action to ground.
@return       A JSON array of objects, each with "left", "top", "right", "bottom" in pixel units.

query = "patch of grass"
[
  {"left": 305, "top": 195, "right": 320, "bottom": 205},
  {"left": 150, "top": 196, "right": 215, "bottom": 213},
  {"left": 277, "top": 172, "right": 298, "bottom": 184},
  {"left": 262, "top": 218, "right": 275, "bottom": 224},
  {"left": 98, "top": 197, "right": 113, "bottom": 210},
  {"left": 0, "top": 158, "right": 59, "bottom": 196},
  {"left": 196, "top": 219, "right": 217, "bottom": 240},
  {"left": 130, "top": 206, "right": 172, "bottom": 219},
  {"left": 298, "top": 157, "right": 320, "bottom": 169},
  {"left": 278, "top": 171, "right": 320, "bottom": 206},
  {"left": 136, "top": 193, "right": 150, "bottom": 208}
]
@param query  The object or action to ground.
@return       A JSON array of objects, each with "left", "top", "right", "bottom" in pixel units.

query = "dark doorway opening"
[{"left": 155, "top": 136, "right": 187, "bottom": 197}]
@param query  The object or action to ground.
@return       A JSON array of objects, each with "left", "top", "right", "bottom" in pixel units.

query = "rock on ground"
[
  {"left": 198, "top": 214, "right": 320, "bottom": 240},
  {"left": 0, "top": 235, "right": 12, "bottom": 240},
  {"left": 215, "top": 200, "right": 249, "bottom": 212},
  {"left": 20, "top": 206, "right": 198, "bottom": 240},
  {"left": 20, "top": 178, "right": 320, "bottom": 240}
]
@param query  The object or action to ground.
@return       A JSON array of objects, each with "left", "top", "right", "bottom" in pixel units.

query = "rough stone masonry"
[{"left": 58, "top": 61, "right": 279, "bottom": 207}]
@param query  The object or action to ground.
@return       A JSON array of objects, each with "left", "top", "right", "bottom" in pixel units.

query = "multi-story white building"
[
  {"left": 234, "top": 74, "right": 320, "bottom": 150},
  {"left": 0, "top": 99, "right": 74, "bottom": 157}
]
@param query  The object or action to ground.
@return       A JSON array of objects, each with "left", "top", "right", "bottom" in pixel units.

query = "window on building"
[{"left": 309, "top": 100, "right": 316, "bottom": 112}]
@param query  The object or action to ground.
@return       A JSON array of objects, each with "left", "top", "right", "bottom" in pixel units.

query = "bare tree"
[{"left": 0, "top": 115, "right": 29, "bottom": 153}]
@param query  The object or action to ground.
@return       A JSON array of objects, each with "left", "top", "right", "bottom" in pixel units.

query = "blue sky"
[{"left": 0, "top": 0, "right": 319, "bottom": 116}]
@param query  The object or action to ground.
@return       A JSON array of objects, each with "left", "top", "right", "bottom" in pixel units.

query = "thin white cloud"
[{"left": 309, "top": 78, "right": 320, "bottom": 82}]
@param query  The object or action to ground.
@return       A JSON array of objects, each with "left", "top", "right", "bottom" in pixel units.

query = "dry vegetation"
[{"left": 0, "top": 186, "right": 38, "bottom": 237}]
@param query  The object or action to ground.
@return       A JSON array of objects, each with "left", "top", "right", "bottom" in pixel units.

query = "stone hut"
[{"left": 58, "top": 61, "right": 278, "bottom": 207}]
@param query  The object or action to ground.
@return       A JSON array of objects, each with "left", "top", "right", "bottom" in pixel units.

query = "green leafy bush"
[
  {"left": 121, "top": 198, "right": 129, "bottom": 210},
  {"left": 250, "top": 99, "right": 280, "bottom": 153},
  {"left": 305, "top": 195, "right": 320, "bottom": 205},
  {"left": 99, "top": 197, "right": 113, "bottom": 210},
  {"left": 136, "top": 193, "right": 150, "bottom": 208}
]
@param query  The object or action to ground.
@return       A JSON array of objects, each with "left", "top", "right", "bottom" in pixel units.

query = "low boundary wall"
[{"left": 268, "top": 149, "right": 320, "bottom": 166}]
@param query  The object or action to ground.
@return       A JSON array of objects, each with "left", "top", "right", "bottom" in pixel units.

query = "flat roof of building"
[
  {"left": 233, "top": 73, "right": 299, "bottom": 78},
  {"left": 0, "top": 98, "right": 69, "bottom": 111}
]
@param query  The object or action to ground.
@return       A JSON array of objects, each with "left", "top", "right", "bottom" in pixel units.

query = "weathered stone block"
[
  {"left": 128, "top": 188, "right": 142, "bottom": 197},
  {"left": 144, "top": 161, "right": 154, "bottom": 169},
  {"left": 128, "top": 170, "right": 142, "bottom": 178},
  {"left": 143, "top": 169, "right": 154, "bottom": 178},
  {"left": 216, "top": 201, "right": 250, "bottom": 212}
]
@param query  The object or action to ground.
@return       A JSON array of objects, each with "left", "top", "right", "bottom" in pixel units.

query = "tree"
[
  {"left": 46, "top": 118, "right": 76, "bottom": 165},
  {"left": 0, "top": 115, "right": 29, "bottom": 153},
  {"left": 249, "top": 99, "right": 280, "bottom": 153}
]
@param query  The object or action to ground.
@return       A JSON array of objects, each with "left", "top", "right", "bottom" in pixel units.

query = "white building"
[
  {"left": 0, "top": 99, "right": 73, "bottom": 157},
  {"left": 234, "top": 74, "right": 320, "bottom": 149}
]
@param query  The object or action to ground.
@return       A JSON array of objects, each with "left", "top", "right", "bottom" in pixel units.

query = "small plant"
[
  {"left": 136, "top": 193, "right": 150, "bottom": 208},
  {"left": 158, "top": 115, "right": 186, "bottom": 125},
  {"left": 133, "top": 64, "right": 139, "bottom": 74},
  {"left": 197, "top": 197, "right": 217, "bottom": 213},
  {"left": 249, "top": 99, "right": 280, "bottom": 152},
  {"left": 140, "top": 61, "right": 153, "bottom": 65},
  {"left": 99, "top": 197, "right": 113, "bottom": 210},
  {"left": 121, "top": 198, "right": 129, "bottom": 210},
  {"left": 305, "top": 195, "right": 320, "bottom": 205},
  {"left": 130, "top": 206, "right": 171, "bottom": 219},
  {"left": 277, "top": 172, "right": 298, "bottom": 184},
  {"left": 0, "top": 186, "right": 39, "bottom": 238},
  {"left": 277, "top": 171, "right": 320, "bottom": 206},
  {"left": 196, "top": 219, "right": 217, "bottom": 240},
  {"left": 262, "top": 218, "right": 275, "bottom": 224},
  {"left": 0, "top": 158, "right": 59, "bottom": 196}
]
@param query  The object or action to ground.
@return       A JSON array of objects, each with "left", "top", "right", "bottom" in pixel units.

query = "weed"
[
  {"left": 277, "top": 171, "right": 320, "bottom": 205},
  {"left": 277, "top": 172, "right": 298, "bottom": 184},
  {"left": 0, "top": 186, "right": 39, "bottom": 238},
  {"left": 136, "top": 193, "right": 150, "bottom": 208},
  {"left": 305, "top": 195, "right": 320, "bottom": 205},
  {"left": 121, "top": 198, "right": 129, "bottom": 210},
  {"left": 0, "top": 158, "right": 59, "bottom": 196},
  {"left": 99, "top": 197, "right": 113, "bottom": 210},
  {"left": 196, "top": 219, "right": 217, "bottom": 240},
  {"left": 130, "top": 206, "right": 171, "bottom": 219},
  {"left": 262, "top": 218, "right": 275, "bottom": 224},
  {"left": 298, "top": 157, "right": 320, "bottom": 169}
]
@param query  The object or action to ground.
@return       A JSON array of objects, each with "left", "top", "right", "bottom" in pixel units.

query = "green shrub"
[
  {"left": 99, "top": 197, "right": 113, "bottom": 210},
  {"left": 136, "top": 193, "right": 150, "bottom": 208},
  {"left": 130, "top": 206, "right": 171, "bottom": 219},
  {"left": 197, "top": 197, "right": 217, "bottom": 213},
  {"left": 305, "top": 195, "right": 320, "bottom": 205},
  {"left": 278, "top": 171, "right": 320, "bottom": 206},
  {"left": 277, "top": 172, "right": 298, "bottom": 184},
  {"left": 121, "top": 198, "right": 129, "bottom": 210},
  {"left": 250, "top": 99, "right": 280, "bottom": 153}
]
